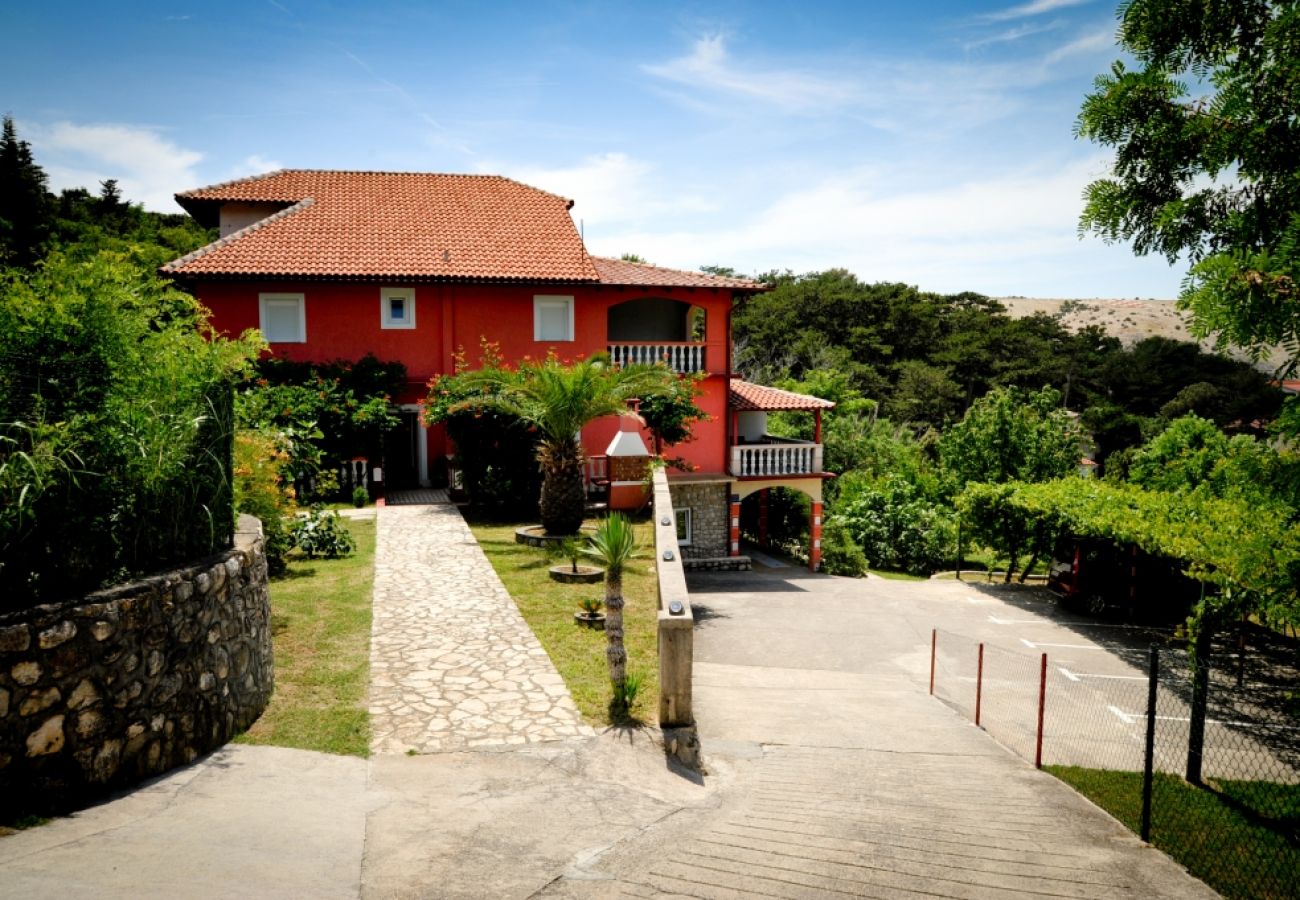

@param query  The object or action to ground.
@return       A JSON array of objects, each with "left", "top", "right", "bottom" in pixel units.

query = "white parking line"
[
  {"left": 1108, "top": 705, "right": 1136, "bottom": 724},
  {"left": 1114, "top": 712, "right": 1300, "bottom": 731},
  {"left": 988, "top": 615, "right": 1041, "bottom": 625},
  {"left": 1058, "top": 666, "right": 1145, "bottom": 682},
  {"left": 1021, "top": 638, "right": 1105, "bottom": 651}
]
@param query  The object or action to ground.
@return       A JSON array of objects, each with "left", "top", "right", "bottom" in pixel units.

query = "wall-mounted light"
[
  {"left": 669, "top": 600, "right": 684, "bottom": 616},
  {"left": 662, "top": 549, "right": 675, "bottom": 562},
  {"left": 660, "top": 515, "right": 672, "bottom": 526}
]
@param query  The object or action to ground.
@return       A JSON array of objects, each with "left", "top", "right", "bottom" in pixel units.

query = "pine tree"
[{"left": 0, "top": 116, "right": 53, "bottom": 266}]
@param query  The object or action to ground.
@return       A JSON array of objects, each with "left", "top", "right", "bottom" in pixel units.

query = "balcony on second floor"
[
  {"left": 608, "top": 341, "right": 707, "bottom": 373},
  {"left": 607, "top": 297, "right": 709, "bottom": 374}
]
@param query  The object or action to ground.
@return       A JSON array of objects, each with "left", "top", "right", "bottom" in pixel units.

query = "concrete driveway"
[{"left": 538, "top": 564, "right": 1219, "bottom": 898}]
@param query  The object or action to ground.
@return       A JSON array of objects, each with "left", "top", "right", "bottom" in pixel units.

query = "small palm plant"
[{"left": 582, "top": 513, "right": 641, "bottom": 711}]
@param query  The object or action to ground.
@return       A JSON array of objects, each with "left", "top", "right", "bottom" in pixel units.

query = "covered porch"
[{"left": 727, "top": 380, "right": 836, "bottom": 570}]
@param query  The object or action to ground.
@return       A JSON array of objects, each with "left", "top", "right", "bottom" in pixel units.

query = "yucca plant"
[
  {"left": 583, "top": 513, "right": 641, "bottom": 708},
  {"left": 451, "top": 356, "right": 674, "bottom": 535}
]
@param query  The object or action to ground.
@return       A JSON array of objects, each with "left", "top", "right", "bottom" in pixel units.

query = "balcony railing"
[
  {"left": 730, "top": 437, "right": 824, "bottom": 477},
  {"left": 608, "top": 342, "right": 707, "bottom": 374}
]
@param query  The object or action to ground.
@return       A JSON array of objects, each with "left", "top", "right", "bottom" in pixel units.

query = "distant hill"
[{"left": 995, "top": 297, "right": 1288, "bottom": 373}]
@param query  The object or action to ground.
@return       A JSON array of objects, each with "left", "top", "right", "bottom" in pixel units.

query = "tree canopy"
[{"left": 1077, "top": 0, "right": 1300, "bottom": 371}]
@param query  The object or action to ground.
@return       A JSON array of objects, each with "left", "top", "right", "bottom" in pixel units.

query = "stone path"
[{"left": 368, "top": 503, "right": 593, "bottom": 754}]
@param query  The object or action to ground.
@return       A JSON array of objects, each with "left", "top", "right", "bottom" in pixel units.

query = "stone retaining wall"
[
  {"left": 0, "top": 517, "right": 273, "bottom": 815},
  {"left": 667, "top": 481, "right": 729, "bottom": 558},
  {"left": 682, "top": 557, "right": 752, "bottom": 572}
]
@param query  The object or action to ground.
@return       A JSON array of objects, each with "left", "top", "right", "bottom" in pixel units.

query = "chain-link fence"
[{"left": 931, "top": 627, "right": 1299, "bottom": 900}]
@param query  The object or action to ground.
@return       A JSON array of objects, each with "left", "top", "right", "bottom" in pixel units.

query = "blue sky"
[{"left": 6, "top": 0, "right": 1183, "bottom": 298}]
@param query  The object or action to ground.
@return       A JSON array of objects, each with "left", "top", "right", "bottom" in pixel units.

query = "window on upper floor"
[
  {"left": 259, "top": 293, "right": 306, "bottom": 343},
  {"left": 534, "top": 295, "right": 574, "bottom": 342},
  {"left": 381, "top": 287, "right": 416, "bottom": 329}
]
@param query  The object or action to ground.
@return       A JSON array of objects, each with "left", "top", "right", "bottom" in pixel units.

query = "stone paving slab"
[{"left": 368, "top": 503, "right": 593, "bottom": 754}]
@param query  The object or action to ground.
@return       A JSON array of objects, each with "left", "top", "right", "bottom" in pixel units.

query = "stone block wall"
[
  {"left": 667, "top": 481, "right": 729, "bottom": 559},
  {"left": 0, "top": 519, "right": 273, "bottom": 815}
]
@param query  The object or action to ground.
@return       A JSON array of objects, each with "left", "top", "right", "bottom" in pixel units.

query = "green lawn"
[
  {"left": 1047, "top": 765, "right": 1299, "bottom": 900},
  {"left": 466, "top": 514, "right": 660, "bottom": 725},
  {"left": 235, "top": 517, "right": 375, "bottom": 756}
]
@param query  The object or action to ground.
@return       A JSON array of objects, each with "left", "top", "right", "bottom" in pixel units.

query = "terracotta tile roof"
[
  {"left": 590, "top": 256, "right": 765, "bottom": 291},
  {"left": 730, "top": 380, "right": 836, "bottom": 412},
  {"left": 164, "top": 170, "right": 599, "bottom": 282}
]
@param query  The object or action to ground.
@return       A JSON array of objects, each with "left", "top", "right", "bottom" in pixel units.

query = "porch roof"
[{"left": 729, "top": 380, "right": 835, "bottom": 412}]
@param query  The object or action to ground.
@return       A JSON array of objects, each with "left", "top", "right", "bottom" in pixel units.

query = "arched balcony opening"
[{"left": 607, "top": 297, "right": 708, "bottom": 373}]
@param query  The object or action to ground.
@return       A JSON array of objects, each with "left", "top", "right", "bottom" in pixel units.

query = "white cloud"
[
  {"left": 1043, "top": 27, "right": 1115, "bottom": 64},
  {"left": 981, "top": 0, "right": 1095, "bottom": 22},
  {"left": 642, "top": 34, "right": 860, "bottom": 114},
  {"left": 582, "top": 156, "right": 1178, "bottom": 298},
  {"left": 228, "top": 154, "right": 283, "bottom": 179},
  {"left": 498, "top": 152, "right": 716, "bottom": 229},
  {"left": 964, "top": 21, "right": 1064, "bottom": 51},
  {"left": 30, "top": 121, "right": 204, "bottom": 211}
]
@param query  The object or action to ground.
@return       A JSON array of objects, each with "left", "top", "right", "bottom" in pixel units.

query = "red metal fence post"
[
  {"left": 1035, "top": 652, "right": 1047, "bottom": 769},
  {"left": 929, "top": 629, "right": 936, "bottom": 695},
  {"left": 975, "top": 642, "right": 985, "bottom": 726}
]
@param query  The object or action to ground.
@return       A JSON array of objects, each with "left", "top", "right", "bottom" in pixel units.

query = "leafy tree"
[
  {"left": 582, "top": 513, "right": 641, "bottom": 712},
  {"left": 1077, "top": 0, "right": 1300, "bottom": 370},
  {"left": 636, "top": 370, "right": 708, "bottom": 453},
  {"left": 0, "top": 116, "right": 52, "bottom": 266},
  {"left": 939, "top": 386, "right": 1080, "bottom": 489},
  {"left": 833, "top": 472, "right": 955, "bottom": 575},
  {"left": 1125, "top": 414, "right": 1300, "bottom": 510},
  {"left": 959, "top": 478, "right": 1300, "bottom": 629},
  {"left": 430, "top": 353, "right": 675, "bottom": 534},
  {"left": 885, "top": 360, "right": 963, "bottom": 428}
]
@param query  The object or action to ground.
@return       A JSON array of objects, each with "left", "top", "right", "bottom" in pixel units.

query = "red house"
[{"left": 164, "top": 170, "right": 832, "bottom": 569}]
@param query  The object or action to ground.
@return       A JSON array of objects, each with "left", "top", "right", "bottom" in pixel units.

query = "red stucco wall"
[{"left": 194, "top": 279, "right": 732, "bottom": 479}]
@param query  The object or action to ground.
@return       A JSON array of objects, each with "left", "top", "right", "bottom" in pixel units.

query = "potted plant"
[
  {"left": 573, "top": 595, "right": 605, "bottom": 629},
  {"left": 548, "top": 537, "right": 605, "bottom": 584}
]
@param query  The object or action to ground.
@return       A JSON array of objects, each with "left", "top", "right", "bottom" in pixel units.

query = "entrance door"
[{"left": 386, "top": 411, "right": 421, "bottom": 490}]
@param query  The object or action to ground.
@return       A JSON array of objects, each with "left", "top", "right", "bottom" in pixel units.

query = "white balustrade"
[
  {"left": 607, "top": 342, "right": 707, "bottom": 374},
  {"left": 729, "top": 441, "right": 824, "bottom": 477}
]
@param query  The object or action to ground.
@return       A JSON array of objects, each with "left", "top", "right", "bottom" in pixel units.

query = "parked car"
[{"left": 1048, "top": 537, "right": 1200, "bottom": 622}]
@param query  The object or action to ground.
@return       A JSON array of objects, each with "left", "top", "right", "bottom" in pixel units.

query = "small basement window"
[
  {"left": 674, "top": 508, "right": 692, "bottom": 546},
  {"left": 381, "top": 287, "right": 416, "bottom": 329},
  {"left": 259, "top": 293, "right": 306, "bottom": 343},
  {"left": 534, "top": 295, "right": 574, "bottom": 341}
]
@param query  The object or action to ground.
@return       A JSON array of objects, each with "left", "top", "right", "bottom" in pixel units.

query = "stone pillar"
[
  {"left": 758, "top": 488, "right": 770, "bottom": 549},
  {"left": 810, "top": 500, "right": 823, "bottom": 572},
  {"left": 729, "top": 493, "right": 741, "bottom": 557}
]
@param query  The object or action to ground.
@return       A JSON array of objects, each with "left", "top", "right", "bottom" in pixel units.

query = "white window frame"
[
  {"left": 674, "top": 508, "right": 693, "bottom": 546},
  {"left": 380, "top": 286, "right": 416, "bottom": 329},
  {"left": 259, "top": 293, "right": 306, "bottom": 343},
  {"left": 533, "top": 294, "right": 574, "bottom": 342}
]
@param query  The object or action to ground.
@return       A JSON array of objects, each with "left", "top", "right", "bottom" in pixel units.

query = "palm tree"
[
  {"left": 454, "top": 356, "right": 673, "bottom": 534},
  {"left": 583, "top": 513, "right": 640, "bottom": 702}
]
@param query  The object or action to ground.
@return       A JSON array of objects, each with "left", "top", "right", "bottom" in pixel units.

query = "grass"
[
  {"left": 235, "top": 517, "right": 375, "bottom": 756},
  {"left": 466, "top": 513, "right": 660, "bottom": 725},
  {"left": 1047, "top": 765, "right": 1300, "bottom": 900},
  {"left": 866, "top": 568, "right": 929, "bottom": 582}
]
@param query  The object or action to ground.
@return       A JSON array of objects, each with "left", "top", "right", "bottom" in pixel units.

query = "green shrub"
[
  {"left": 819, "top": 515, "right": 868, "bottom": 577},
  {"left": 291, "top": 507, "right": 356, "bottom": 559},
  {"left": 233, "top": 429, "right": 295, "bottom": 576},
  {"left": 0, "top": 251, "right": 259, "bottom": 608},
  {"left": 351, "top": 485, "right": 369, "bottom": 508}
]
